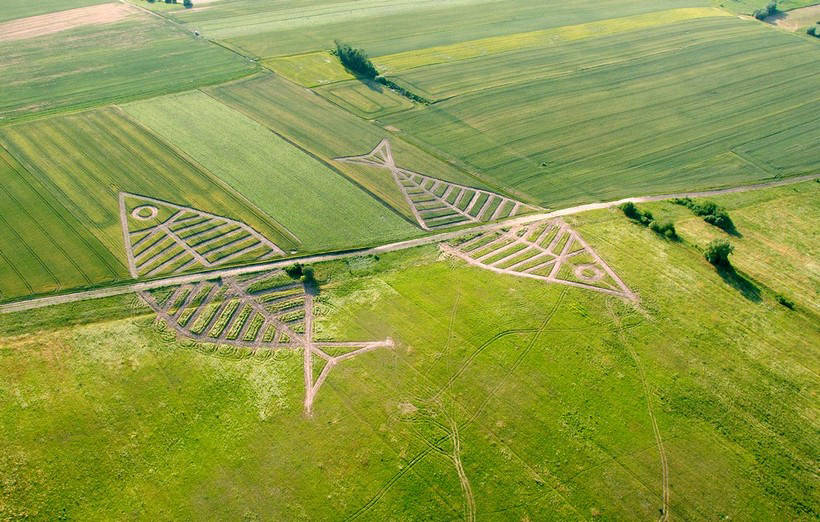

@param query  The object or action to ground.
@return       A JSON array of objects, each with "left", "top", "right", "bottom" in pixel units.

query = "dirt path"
[
  {"left": 607, "top": 301, "right": 669, "bottom": 521},
  {"left": 3, "top": 173, "right": 817, "bottom": 315},
  {"left": 450, "top": 418, "right": 476, "bottom": 522}
]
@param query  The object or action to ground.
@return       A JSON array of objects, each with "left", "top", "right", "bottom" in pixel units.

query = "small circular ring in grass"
[
  {"left": 132, "top": 205, "right": 158, "bottom": 221},
  {"left": 574, "top": 264, "right": 604, "bottom": 282}
]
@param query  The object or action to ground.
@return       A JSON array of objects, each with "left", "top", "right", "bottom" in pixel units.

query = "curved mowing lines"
[
  {"left": 141, "top": 269, "right": 393, "bottom": 414},
  {"left": 336, "top": 139, "right": 535, "bottom": 230},
  {"left": 445, "top": 219, "right": 636, "bottom": 300}
]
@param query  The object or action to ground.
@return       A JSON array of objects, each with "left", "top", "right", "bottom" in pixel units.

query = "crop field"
[
  {"left": 263, "top": 51, "right": 355, "bottom": 87},
  {"left": 314, "top": 80, "right": 415, "bottom": 120},
  {"left": 386, "top": 16, "right": 820, "bottom": 207},
  {"left": 1, "top": 182, "right": 816, "bottom": 519},
  {"left": 0, "top": 0, "right": 108, "bottom": 23},
  {"left": 0, "top": 108, "right": 299, "bottom": 295},
  {"left": 208, "top": 74, "right": 498, "bottom": 218},
  {"left": 0, "top": 6, "right": 256, "bottom": 121},
  {"left": 165, "top": 0, "right": 707, "bottom": 59},
  {"left": 123, "top": 91, "right": 418, "bottom": 251}
]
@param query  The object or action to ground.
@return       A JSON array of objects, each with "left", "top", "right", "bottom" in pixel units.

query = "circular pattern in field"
[
  {"left": 132, "top": 205, "right": 158, "bottom": 221},
  {"left": 574, "top": 264, "right": 604, "bottom": 282}
]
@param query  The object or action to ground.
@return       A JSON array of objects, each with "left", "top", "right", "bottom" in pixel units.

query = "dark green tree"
[
  {"left": 333, "top": 41, "right": 378, "bottom": 79},
  {"left": 704, "top": 239, "right": 734, "bottom": 267}
]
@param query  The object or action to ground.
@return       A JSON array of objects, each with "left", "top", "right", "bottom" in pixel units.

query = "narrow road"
[{"left": 1, "top": 173, "right": 816, "bottom": 315}]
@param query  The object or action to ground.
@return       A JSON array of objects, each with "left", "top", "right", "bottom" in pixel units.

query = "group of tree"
[
  {"left": 672, "top": 198, "right": 737, "bottom": 234},
  {"left": 753, "top": 1, "right": 778, "bottom": 20},
  {"left": 333, "top": 41, "right": 379, "bottom": 79},
  {"left": 285, "top": 263, "right": 316, "bottom": 284},
  {"left": 146, "top": 0, "right": 193, "bottom": 7},
  {"left": 619, "top": 202, "right": 678, "bottom": 240}
]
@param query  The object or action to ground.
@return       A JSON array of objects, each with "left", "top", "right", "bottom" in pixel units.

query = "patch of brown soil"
[
  {"left": 0, "top": 3, "right": 135, "bottom": 42},
  {"left": 765, "top": 4, "right": 820, "bottom": 31}
]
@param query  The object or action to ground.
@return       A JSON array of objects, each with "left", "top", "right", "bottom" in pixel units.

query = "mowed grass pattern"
[
  {"left": 0, "top": 108, "right": 298, "bottom": 293},
  {"left": 314, "top": 80, "right": 415, "bottom": 119},
  {"left": 0, "top": 10, "right": 256, "bottom": 121},
  {"left": 124, "top": 91, "right": 419, "bottom": 251},
  {"left": 0, "top": 184, "right": 817, "bottom": 519},
  {"left": 388, "top": 17, "right": 820, "bottom": 207}
]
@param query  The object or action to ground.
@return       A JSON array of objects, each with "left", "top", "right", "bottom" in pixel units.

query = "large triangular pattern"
[
  {"left": 119, "top": 192, "right": 284, "bottom": 278},
  {"left": 335, "top": 139, "right": 535, "bottom": 230},
  {"left": 139, "top": 269, "right": 393, "bottom": 414},
  {"left": 442, "top": 219, "right": 636, "bottom": 300}
]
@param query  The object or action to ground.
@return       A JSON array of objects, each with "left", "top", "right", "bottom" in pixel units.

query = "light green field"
[
  {"left": 123, "top": 91, "right": 419, "bottom": 251},
  {"left": 0, "top": 9, "right": 256, "bottom": 121},
  {"left": 1, "top": 182, "right": 816, "bottom": 519},
  {"left": 165, "top": 0, "right": 707, "bottom": 59},
  {"left": 0, "top": 108, "right": 298, "bottom": 298},
  {"left": 208, "top": 74, "right": 503, "bottom": 218},
  {"left": 263, "top": 51, "right": 354, "bottom": 87},
  {"left": 374, "top": 7, "right": 728, "bottom": 74},
  {"left": 314, "top": 80, "right": 415, "bottom": 119},
  {"left": 387, "top": 16, "right": 820, "bottom": 208},
  {"left": 0, "top": 0, "right": 108, "bottom": 22}
]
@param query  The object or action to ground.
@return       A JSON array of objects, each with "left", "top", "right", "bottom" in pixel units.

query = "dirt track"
[{"left": 2, "top": 173, "right": 817, "bottom": 315}]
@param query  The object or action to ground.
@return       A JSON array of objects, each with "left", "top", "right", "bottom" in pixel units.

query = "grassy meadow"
[
  {"left": 124, "top": 91, "right": 419, "bottom": 252},
  {"left": 1, "top": 183, "right": 816, "bottom": 519},
  {"left": 0, "top": 7, "right": 256, "bottom": 121},
  {"left": 386, "top": 16, "right": 820, "bottom": 207}
]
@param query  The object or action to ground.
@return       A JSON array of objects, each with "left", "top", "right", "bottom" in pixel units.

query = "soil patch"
[
  {"left": 0, "top": 3, "right": 134, "bottom": 42},
  {"left": 765, "top": 5, "right": 820, "bottom": 31}
]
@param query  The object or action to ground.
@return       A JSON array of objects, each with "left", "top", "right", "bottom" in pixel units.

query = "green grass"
[
  {"left": 0, "top": 107, "right": 298, "bottom": 298},
  {"left": 314, "top": 79, "right": 415, "bottom": 119},
  {"left": 208, "top": 73, "right": 495, "bottom": 219},
  {"left": 386, "top": 16, "right": 820, "bottom": 208},
  {"left": 1, "top": 182, "right": 816, "bottom": 519},
  {"left": 123, "top": 91, "right": 419, "bottom": 252},
  {"left": 0, "top": 9, "right": 256, "bottom": 121},
  {"left": 0, "top": 0, "right": 107, "bottom": 23},
  {"left": 163, "top": 0, "right": 708, "bottom": 59}
]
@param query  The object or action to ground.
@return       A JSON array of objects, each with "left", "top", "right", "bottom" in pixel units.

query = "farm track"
[{"left": 1, "top": 173, "right": 817, "bottom": 314}]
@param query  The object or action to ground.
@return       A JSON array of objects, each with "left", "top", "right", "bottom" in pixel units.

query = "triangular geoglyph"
[
  {"left": 119, "top": 193, "right": 283, "bottom": 278},
  {"left": 443, "top": 219, "right": 636, "bottom": 300},
  {"left": 335, "top": 139, "right": 536, "bottom": 230}
]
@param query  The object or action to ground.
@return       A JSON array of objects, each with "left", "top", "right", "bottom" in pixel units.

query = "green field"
[
  {"left": 263, "top": 51, "right": 355, "bottom": 87},
  {"left": 0, "top": 108, "right": 298, "bottom": 298},
  {"left": 1, "top": 182, "right": 816, "bottom": 519},
  {"left": 209, "top": 74, "right": 499, "bottom": 217},
  {"left": 123, "top": 91, "right": 419, "bottom": 251},
  {"left": 314, "top": 80, "right": 416, "bottom": 119},
  {"left": 386, "top": 16, "right": 820, "bottom": 207},
  {"left": 164, "top": 0, "right": 707, "bottom": 58},
  {"left": 0, "top": 8, "right": 256, "bottom": 121}
]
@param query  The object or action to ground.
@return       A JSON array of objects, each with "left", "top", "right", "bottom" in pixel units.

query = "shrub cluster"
[
  {"left": 808, "top": 26, "right": 818, "bottom": 37},
  {"left": 704, "top": 239, "right": 734, "bottom": 267},
  {"left": 333, "top": 41, "right": 378, "bottom": 79},
  {"left": 673, "top": 197, "right": 736, "bottom": 234},
  {"left": 285, "top": 263, "right": 303, "bottom": 279},
  {"left": 376, "top": 77, "right": 432, "bottom": 104},
  {"left": 753, "top": 1, "right": 778, "bottom": 20},
  {"left": 776, "top": 294, "right": 795, "bottom": 310},
  {"left": 619, "top": 202, "right": 678, "bottom": 240}
]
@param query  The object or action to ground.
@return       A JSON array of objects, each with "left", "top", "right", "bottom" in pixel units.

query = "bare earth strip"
[
  {"left": 1, "top": 173, "right": 817, "bottom": 314},
  {"left": 0, "top": 3, "right": 134, "bottom": 42}
]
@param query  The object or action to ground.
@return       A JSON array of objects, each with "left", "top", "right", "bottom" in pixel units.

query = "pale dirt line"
[
  {"left": 450, "top": 419, "right": 476, "bottom": 522},
  {"left": 607, "top": 301, "right": 669, "bottom": 521},
  {"left": 4, "top": 174, "right": 817, "bottom": 314}
]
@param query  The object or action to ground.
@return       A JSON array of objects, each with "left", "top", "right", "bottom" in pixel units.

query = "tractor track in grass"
[{"left": 2, "top": 173, "right": 817, "bottom": 315}]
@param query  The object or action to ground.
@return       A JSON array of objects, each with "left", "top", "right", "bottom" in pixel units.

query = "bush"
[
  {"left": 333, "top": 41, "right": 378, "bottom": 79},
  {"left": 302, "top": 266, "right": 315, "bottom": 284},
  {"left": 674, "top": 198, "right": 736, "bottom": 234},
  {"left": 808, "top": 26, "right": 818, "bottom": 37},
  {"left": 284, "top": 263, "right": 303, "bottom": 279},
  {"left": 704, "top": 239, "right": 734, "bottom": 267},
  {"left": 776, "top": 294, "right": 795, "bottom": 310},
  {"left": 649, "top": 220, "right": 678, "bottom": 240},
  {"left": 183, "top": 0, "right": 192, "bottom": 7},
  {"left": 619, "top": 202, "right": 653, "bottom": 225}
]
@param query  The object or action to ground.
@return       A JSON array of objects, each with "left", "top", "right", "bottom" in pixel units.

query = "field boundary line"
[{"left": 2, "top": 173, "right": 817, "bottom": 314}]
